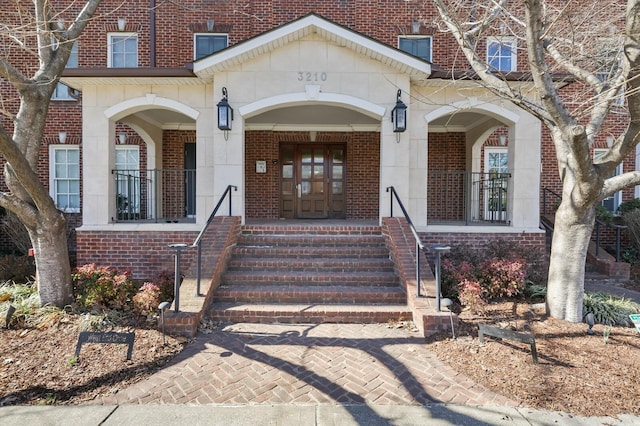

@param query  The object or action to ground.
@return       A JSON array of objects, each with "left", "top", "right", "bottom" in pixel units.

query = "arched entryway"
[{"left": 241, "top": 95, "right": 385, "bottom": 221}]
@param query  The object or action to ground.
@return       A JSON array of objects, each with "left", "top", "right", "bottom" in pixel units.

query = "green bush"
[
  {"left": 618, "top": 198, "right": 640, "bottom": 214},
  {"left": 583, "top": 292, "right": 640, "bottom": 327},
  {"left": 72, "top": 264, "right": 138, "bottom": 310}
]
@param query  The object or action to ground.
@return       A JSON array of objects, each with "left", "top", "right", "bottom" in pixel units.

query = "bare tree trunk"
[
  {"left": 28, "top": 211, "right": 72, "bottom": 306},
  {"left": 546, "top": 198, "right": 594, "bottom": 322}
]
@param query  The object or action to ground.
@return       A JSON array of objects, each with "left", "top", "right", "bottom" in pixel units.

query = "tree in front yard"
[
  {"left": 432, "top": 0, "right": 640, "bottom": 321},
  {"left": 0, "top": 1, "right": 103, "bottom": 306}
]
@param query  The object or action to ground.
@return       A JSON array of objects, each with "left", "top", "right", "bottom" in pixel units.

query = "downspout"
[{"left": 150, "top": 0, "right": 156, "bottom": 67}]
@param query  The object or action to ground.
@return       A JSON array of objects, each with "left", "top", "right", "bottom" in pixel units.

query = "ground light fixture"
[
  {"left": 441, "top": 298, "right": 455, "bottom": 339},
  {"left": 158, "top": 301, "right": 170, "bottom": 345},
  {"left": 585, "top": 312, "right": 595, "bottom": 335},
  {"left": 217, "top": 87, "right": 233, "bottom": 140}
]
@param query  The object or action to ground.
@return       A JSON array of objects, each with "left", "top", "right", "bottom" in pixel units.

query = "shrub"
[
  {"left": 623, "top": 209, "right": 640, "bottom": 260},
  {"left": 72, "top": 264, "right": 138, "bottom": 310},
  {"left": 458, "top": 279, "right": 486, "bottom": 313},
  {"left": 0, "top": 254, "right": 35, "bottom": 283},
  {"left": 152, "top": 270, "right": 175, "bottom": 304},
  {"left": 618, "top": 198, "right": 640, "bottom": 215},
  {"left": 440, "top": 240, "right": 541, "bottom": 304},
  {"left": 481, "top": 258, "right": 526, "bottom": 298},
  {"left": 583, "top": 292, "right": 640, "bottom": 327},
  {"left": 133, "top": 282, "right": 161, "bottom": 316}
]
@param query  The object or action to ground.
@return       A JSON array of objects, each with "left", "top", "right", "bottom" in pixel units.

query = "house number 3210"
[{"left": 298, "top": 72, "right": 328, "bottom": 82}]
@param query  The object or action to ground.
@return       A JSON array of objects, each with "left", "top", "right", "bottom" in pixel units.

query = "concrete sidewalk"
[{"left": 1, "top": 403, "right": 639, "bottom": 426}]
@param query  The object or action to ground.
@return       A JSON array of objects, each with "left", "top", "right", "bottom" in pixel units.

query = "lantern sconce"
[
  {"left": 498, "top": 134, "right": 508, "bottom": 146},
  {"left": 118, "top": 132, "right": 127, "bottom": 145},
  {"left": 207, "top": 19, "right": 215, "bottom": 32},
  {"left": 391, "top": 89, "right": 407, "bottom": 142},
  {"left": 58, "top": 132, "right": 67, "bottom": 144},
  {"left": 217, "top": 87, "right": 234, "bottom": 140}
]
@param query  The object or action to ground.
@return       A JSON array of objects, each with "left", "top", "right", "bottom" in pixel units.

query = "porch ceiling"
[
  {"left": 428, "top": 111, "right": 500, "bottom": 133},
  {"left": 121, "top": 108, "right": 196, "bottom": 131},
  {"left": 245, "top": 105, "right": 380, "bottom": 131}
]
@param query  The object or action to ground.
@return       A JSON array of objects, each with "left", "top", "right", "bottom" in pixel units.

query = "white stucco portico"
[{"left": 66, "top": 13, "right": 542, "bottom": 233}]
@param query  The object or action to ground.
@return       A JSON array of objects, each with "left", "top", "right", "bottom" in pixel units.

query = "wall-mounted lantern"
[
  {"left": 217, "top": 87, "right": 233, "bottom": 140},
  {"left": 391, "top": 89, "right": 407, "bottom": 133}
]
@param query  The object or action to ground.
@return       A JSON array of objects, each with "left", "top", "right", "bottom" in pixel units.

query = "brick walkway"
[{"left": 101, "top": 323, "right": 517, "bottom": 407}]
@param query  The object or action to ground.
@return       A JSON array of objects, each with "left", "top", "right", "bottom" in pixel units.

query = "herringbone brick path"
[{"left": 101, "top": 323, "right": 517, "bottom": 407}]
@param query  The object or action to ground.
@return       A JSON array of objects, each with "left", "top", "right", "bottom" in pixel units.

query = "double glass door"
[{"left": 280, "top": 144, "right": 346, "bottom": 219}]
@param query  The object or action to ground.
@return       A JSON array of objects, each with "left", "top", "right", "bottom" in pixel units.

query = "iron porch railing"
[
  {"left": 427, "top": 170, "right": 511, "bottom": 225},
  {"left": 112, "top": 168, "right": 196, "bottom": 223}
]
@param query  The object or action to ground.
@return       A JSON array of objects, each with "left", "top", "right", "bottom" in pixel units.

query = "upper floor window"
[
  {"left": 49, "top": 145, "right": 80, "bottom": 213},
  {"left": 398, "top": 36, "right": 432, "bottom": 62},
  {"left": 52, "top": 42, "right": 78, "bottom": 101},
  {"left": 487, "top": 36, "right": 517, "bottom": 72},
  {"left": 108, "top": 33, "right": 138, "bottom": 68},
  {"left": 595, "top": 37, "right": 625, "bottom": 107},
  {"left": 194, "top": 34, "right": 228, "bottom": 60},
  {"left": 594, "top": 148, "right": 623, "bottom": 212}
]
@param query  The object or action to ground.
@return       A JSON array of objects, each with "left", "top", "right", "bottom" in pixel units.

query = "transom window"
[
  {"left": 50, "top": 146, "right": 80, "bottom": 212},
  {"left": 487, "top": 36, "right": 517, "bottom": 72},
  {"left": 194, "top": 34, "right": 228, "bottom": 60},
  {"left": 108, "top": 33, "right": 138, "bottom": 68},
  {"left": 398, "top": 36, "right": 432, "bottom": 62}
]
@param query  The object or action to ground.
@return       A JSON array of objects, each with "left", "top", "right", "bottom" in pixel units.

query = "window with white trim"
[
  {"left": 52, "top": 42, "right": 78, "bottom": 100},
  {"left": 487, "top": 36, "right": 517, "bottom": 72},
  {"left": 484, "top": 147, "right": 509, "bottom": 220},
  {"left": 50, "top": 145, "right": 80, "bottom": 212},
  {"left": 398, "top": 36, "right": 432, "bottom": 62},
  {"left": 594, "top": 38, "right": 625, "bottom": 107},
  {"left": 194, "top": 34, "right": 228, "bottom": 60},
  {"left": 594, "top": 148, "right": 623, "bottom": 212},
  {"left": 108, "top": 33, "right": 138, "bottom": 68}
]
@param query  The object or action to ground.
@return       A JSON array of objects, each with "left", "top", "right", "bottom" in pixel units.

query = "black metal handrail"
[
  {"left": 168, "top": 184, "right": 237, "bottom": 312},
  {"left": 387, "top": 186, "right": 448, "bottom": 310},
  {"left": 542, "top": 187, "right": 626, "bottom": 263}
]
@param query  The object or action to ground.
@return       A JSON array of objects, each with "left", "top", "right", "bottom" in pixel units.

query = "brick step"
[
  {"left": 221, "top": 270, "right": 400, "bottom": 287},
  {"left": 236, "top": 234, "right": 386, "bottom": 247},
  {"left": 226, "top": 257, "right": 395, "bottom": 272},
  {"left": 206, "top": 302, "right": 413, "bottom": 324},
  {"left": 232, "top": 246, "right": 391, "bottom": 258},
  {"left": 240, "top": 225, "right": 382, "bottom": 236},
  {"left": 214, "top": 285, "right": 407, "bottom": 304}
]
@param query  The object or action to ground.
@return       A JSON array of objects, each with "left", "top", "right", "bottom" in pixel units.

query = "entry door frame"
[{"left": 279, "top": 143, "right": 346, "bottom": 219}]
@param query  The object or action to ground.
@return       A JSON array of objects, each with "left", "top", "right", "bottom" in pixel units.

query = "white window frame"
[
  {"left": 398, "top": 35, "right": 433, "bottom": 62},
  {"left": 49, "top": 145, "right": 80, "bottom": 213},
  {"left": 52, "top": 42, "right": 78, "bottom": 101},
  {"left": 487, "top": 36, "right": 517, "bottom": 72},
  {"left": 484, "top": 147, "right": 509, "bottom": 220},
  {"left": 594, "top": 148, "right": 623, "bottom": 212},
  {"left": 107, "top": 32, "right": 138, "bottom": 68},
  {"left": 193, "top": 33, "right": 229, "bottom": 60}
]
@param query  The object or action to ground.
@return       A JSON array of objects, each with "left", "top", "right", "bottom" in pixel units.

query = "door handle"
[{"left": 297, "top": 183, "right": 302, "bottom": 198}]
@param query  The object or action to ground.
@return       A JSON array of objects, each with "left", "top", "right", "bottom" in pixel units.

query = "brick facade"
[
  {"left": 0, "top": 1, "right": 633, "bottom": 269},
  {"left": 244, "top": 131, "right": 379, "bottom": 220}
]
